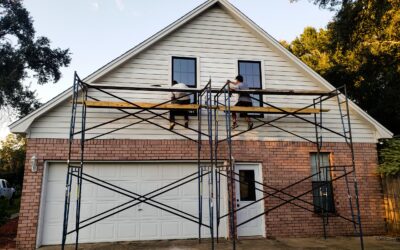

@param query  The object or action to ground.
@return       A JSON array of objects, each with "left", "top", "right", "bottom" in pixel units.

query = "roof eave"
[{"left": 9, "top": 87, "right": 73, "bottom": 134}]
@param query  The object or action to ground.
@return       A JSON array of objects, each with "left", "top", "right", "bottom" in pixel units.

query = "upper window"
[
  {"left": 238, "top": 61, "right": 263, "bottom": 115},
  {"left": 172, "top": 57, "right": 197, "bottom": 105},
  {"left": 172, "top": 57, "right": 197, "bottom": 88},
  {"left": 310, "top": 153, "right": 335, "bottom": 214}
]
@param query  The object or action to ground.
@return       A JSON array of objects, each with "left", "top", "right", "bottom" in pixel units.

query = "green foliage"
[
  {"left": 0, "top": 198, "right": 11, "bottom": 224},
  {"left": 285, "top": 0, "right": 400, "bottom": 135},
  {"left": 378, "top": 138, "right": 400, "bottom": 176},
  {"left": 0, "top": 134, "right": 26, "bottom": 187},
  {"left": 0, "top": 0, "right": 71, "bottom": 117},
  {"left": 0, "top": 197, "right": 20, "bottom": 225},
  {"left": 0, "top": 134, "right": 24, "bottom": 224}
]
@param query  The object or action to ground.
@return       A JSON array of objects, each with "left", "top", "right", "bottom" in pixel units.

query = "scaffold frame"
[{"left": 61, "top": 72, "right": 364, "bottom": 250}]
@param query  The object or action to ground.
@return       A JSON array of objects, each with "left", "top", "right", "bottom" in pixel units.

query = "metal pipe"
[{"left": 237, "top": 170, "right": 354, "bottom": 227}]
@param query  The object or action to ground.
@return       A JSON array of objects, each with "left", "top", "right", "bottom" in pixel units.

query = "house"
[{"left": 10, "top": 0, "right": 392, "bottom": 249}]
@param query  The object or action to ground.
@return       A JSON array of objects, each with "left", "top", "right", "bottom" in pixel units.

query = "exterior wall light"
[{"left": 30, "top": 155, "right": 38, "bottom": 172}]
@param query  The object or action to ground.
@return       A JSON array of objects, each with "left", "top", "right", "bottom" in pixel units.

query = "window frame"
[
  {"left": 239, "top": 169, "right": 257, "bottom": 201},
  {"left": 171, "top": 56, "right": 197, "bottom": 89},
  {"left": 310, "top": 152, "right": 336, "bottom": 214},
  {"left": 237, "top": 60, "right": 263, "bottom": 117},
  {"left": 171, "top": 56, "right": 198, "bottom": 115}
]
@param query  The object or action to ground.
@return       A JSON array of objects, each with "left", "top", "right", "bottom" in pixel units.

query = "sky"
[{"left": 0, "top": 0, "right": 334, "bottom": 139}]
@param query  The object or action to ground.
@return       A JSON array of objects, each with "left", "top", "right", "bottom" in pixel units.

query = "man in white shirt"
[{"left": 169, "top": 80, "right": 191, "bottom": 130}]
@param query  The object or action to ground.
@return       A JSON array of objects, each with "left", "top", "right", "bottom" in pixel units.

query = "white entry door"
[{"left": 235, "top": 164, "right": 264, "bottom": 237}]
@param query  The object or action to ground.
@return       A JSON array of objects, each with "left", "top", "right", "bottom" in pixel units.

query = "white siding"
[{"left": 29, "top": 6, "right": 376, "bottom": 142}]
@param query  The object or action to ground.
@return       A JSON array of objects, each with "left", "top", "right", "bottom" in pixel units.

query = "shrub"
[{"left": 378, "top": 138, "right": 400, "bottom": 176}]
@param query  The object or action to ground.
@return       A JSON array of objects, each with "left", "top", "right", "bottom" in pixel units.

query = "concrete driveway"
[{"left": 41, "top": 236, "right": 400, "bottom": 250}]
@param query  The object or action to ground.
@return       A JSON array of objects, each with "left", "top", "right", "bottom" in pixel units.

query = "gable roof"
[{"left": 9, "top": 0, "right": 393, "bottom": 139}]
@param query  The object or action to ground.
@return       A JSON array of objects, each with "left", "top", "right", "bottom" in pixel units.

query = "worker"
[
  {"left": 169, "top": 80, "right": 191, "bottom": 130},
  {"left": 227, "top": 75, "right": 253, "bottom": 130}
]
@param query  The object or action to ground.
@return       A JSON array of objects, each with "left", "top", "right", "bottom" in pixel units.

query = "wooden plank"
[
  {"left": 82, "top": 101, "right": 200, "bottom": 111},
  {"left": 79, "top": 101, "right": 328, "bottom": 114},
  {"left": 228, "top": 88, "right": 330, "bottom": 96},
  {"left": 86, "top": 83, "right": 331, "bottom": 95},
  {"left": 218, "top": 106, "right": 329, "bottom": 114}
]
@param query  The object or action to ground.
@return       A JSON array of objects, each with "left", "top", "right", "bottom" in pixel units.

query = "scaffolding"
[{"left": 62, "top": 72, "right": 364, "bottom": 250}]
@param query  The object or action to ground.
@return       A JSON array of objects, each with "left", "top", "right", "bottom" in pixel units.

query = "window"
[
  {"left": 310, "top": 153, "right": 335, "bottom": 213},
  {"left": 239, "top": 170, "right": 256, "bottom": 201},
  {"left": 172, "top": 57, "right": 197, "bottom": 105},
  {"left": 238, "top": 61, "right": 263, "bottom": 116}
]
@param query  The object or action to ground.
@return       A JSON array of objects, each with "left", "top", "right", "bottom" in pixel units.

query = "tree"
[
  {"left": 285, "top": 0, "right": 400, "bottom": 135},
  {"left": 0, "top": 133, "right": 25, "bottom": 186},
  {"left": 0, "top": 0, "right": 71, "bottom": 117}
]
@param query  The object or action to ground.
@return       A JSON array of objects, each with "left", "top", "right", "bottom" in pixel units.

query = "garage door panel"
[
  {"left": 161, "top": 222, "right": 179, "bottom": 237},
  {"left": 68, "top": 227, "right": 92, "bottom": 244},
  {"left": 160, "top": 182, "right": 180, "bottom": 197},
  {"left": 159, "top": 201, "right": 180, "bottom": 214},
  {"left": 55, "top": 227, "right": 93, "bottom": 245},
  {"left": 81, "top": 183, "right": 95, "bottom": 197},
  {"left": 140, "top": 181, "right": 161, "bottom": 194},
  {"left": 80, "top": 202, "right": 94, "bottom": 219},
  {"left": 94, "top": 223, "right": 115, "bottom": 241},
  {"left": 182, "top": 221, "right": 198, "bottom": 237},
  {"left": 182, "top": 182, "right": 198, "bottom": 197},
  {"left": 46, "top": 182, "right": 66, "bottom": 201},
  {"left": 161, "top": 166, "right": 181, "bottom": 179},
  {"left": 119, "top": 166, "right": 139, "bottom": 179},
  {"left": 95, "top": 185, "right": 118, "bottom": 200},
  {"left": 139, "top": 223, "right": 159, "bottom": 239},
  {"left": 48, "top": 165, "right": 67, "bottom": 181},
  {"left": 81, "top": 165, "right": 97, "bottom": 176},
  {"left": 98, "top": 166, "right": 119, "bottom": 179},
  {"left": 117, "top": 222, "right": 137, "bottom": 240},
  {"left": 44, "top": 202, "right": 64, "bottom": 223},
  {"left": 42, "top": 224, "right": 62, "bottom": 245},
  {"left": 117, "top": 181, "right": 138, "bottom": 192},
  {"left": 181, "top": 201, "right": 197, "bottom": 213},
  {"left": 140, "top": 166, "right": 160, "bottom": 180},
  {"left": 181, "top": 166, "right": 198, "bottom": 176},
  {"left": 95, "top": 202, "right": 120, "bottom": 216},
  {"left": 139, "top": 203, "right": 161, "bottom": 217},
  {"left": 114, "top": 203, "right": 138, "bottom": 219},
  {"left": 40, "top": 162, "right": 226, "bottom": 246}
]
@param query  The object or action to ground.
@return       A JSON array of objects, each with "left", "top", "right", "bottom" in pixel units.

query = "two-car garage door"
[{"left": 38, "top": 162, "right": 224, "bottom": 246}]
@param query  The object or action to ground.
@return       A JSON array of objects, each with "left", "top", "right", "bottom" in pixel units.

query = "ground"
[
  {"left": 0, "top": 216, "right": 18, "bottom": 250},
  {"left": 40, "top": 236, "right": 400, "bottom": 249},
  {"left": 0, "top": 196, "right": 20, "bottom": 250}
]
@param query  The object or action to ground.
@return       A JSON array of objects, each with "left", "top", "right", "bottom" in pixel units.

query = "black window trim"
[
  {"left": 171, "top": 56, "right": 198, "bottom": 115},
  {"left": 238, "top": 60, "right": 263, "bottom": 117},
  {"left": 310, "top": 152, "right": 336, "bottom": 214},
  {"left": 171, "top": 56, "right": 197, "bottom": 88}
]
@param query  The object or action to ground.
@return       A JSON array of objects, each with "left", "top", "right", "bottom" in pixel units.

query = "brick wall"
[{"left": 17, "top": 139, "right": 385, "bottom": 248}]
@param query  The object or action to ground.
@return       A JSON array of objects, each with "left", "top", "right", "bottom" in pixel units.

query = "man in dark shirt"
[{"left": 227, "top": 75, "right": 253, "bottom": 130}]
